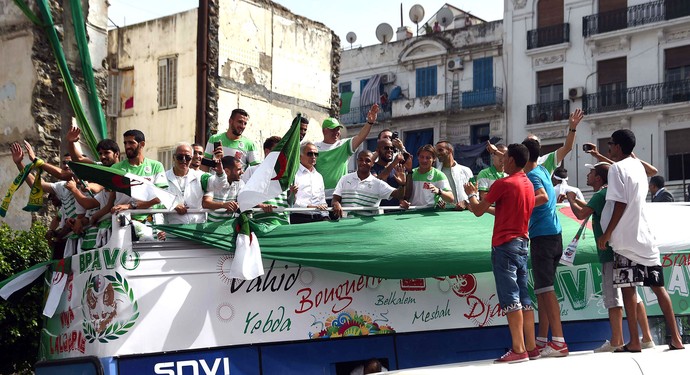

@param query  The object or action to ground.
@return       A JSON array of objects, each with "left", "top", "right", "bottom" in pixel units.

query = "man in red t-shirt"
[{"left": 465, "top": 143, "right": 537, "bottom": 364}]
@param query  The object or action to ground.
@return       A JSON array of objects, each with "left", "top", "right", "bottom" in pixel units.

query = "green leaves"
[{"left": 0, "top": 222, "right": 51, "bottom": 374}]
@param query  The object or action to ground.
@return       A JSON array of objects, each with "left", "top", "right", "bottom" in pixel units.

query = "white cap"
[{"left": 585, "top": 161, "right": 611, "bottom": 169}]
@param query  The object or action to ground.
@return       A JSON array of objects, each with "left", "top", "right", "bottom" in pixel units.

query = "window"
[
  {"left": 598, "top": 58, "right": 627, "bottom": 109},
  {"left": 158, "top": 56, "right": 177, "bottom": 110},
  {"left": 538, "top": 0, "right": 564, "bottom": 28},
  {"left": 537, "top": 68, "right": 563, "bottom": 103},
  {"left": 666, "top": 128, "right": 690, "bottom": 181},
  {"left": 415, "top": 66, "right": 437, "bottom": 97},
  {"left": 339, "top": 81, "right": 352, "bottom": 93},
  {"left": 106, "top": 68, "right": 134, "bottom": 117},
  {"left": 665, "top": 45, "right": 690, "bottom": 82},
  {"left": 157, "top": 147, "right": 175, "bottom": 170}
]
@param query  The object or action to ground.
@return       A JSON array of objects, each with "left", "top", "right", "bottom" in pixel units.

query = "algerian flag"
[
  {"left": 43, "top": 260, "right": 69, "bottom": 317},
  {"left": 238, "top": 114, "right": 302, "bottom": 212},
  {"left": 228, "top": 114, "right": 302, "bottom": 280},
  {"left": 69, "top": 162, "right": 176, "bottom": 209},
  {"left": 0, "top": 260, "right": 52, "bottom": 300}
]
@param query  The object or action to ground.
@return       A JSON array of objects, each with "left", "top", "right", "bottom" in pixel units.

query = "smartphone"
[
  {"left": 213, "top": 141, "right": 222, "bottom": 149},
  {"left": 391, "top": 131, "right": 399, "bottom": 140},
  {"left": 201, "top": 158, "right": 218, "bottom": 168},
  {"left": 583, "top": 144, "right": 594, "bottom": 152}
]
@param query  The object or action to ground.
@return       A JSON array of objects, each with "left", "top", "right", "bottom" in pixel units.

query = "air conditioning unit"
[
  {"left": 381, "top": 72, "right": 396, "bottom": 84},
  {"left": 568, "top": 86, "right": 585, "bottom": 101},
  {"left": 447, "top": 57, "right": 463, "bottom": 71}
]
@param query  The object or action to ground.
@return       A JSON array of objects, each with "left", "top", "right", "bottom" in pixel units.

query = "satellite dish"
[
  {"left": 437, "top": 8, "right": 454, "bottom": 28},
  {"left": 375, "top": 23, "right": 394, "bottom": 44},
  {"left": 346, "top": 32, "right": 357, "bottom": 47},
  {"left": 409, "top": 4, "right": 425, "bottom": 24}
]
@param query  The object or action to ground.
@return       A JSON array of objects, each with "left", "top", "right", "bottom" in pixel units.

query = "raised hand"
[{"left": 66, "top": 126, "right": 81, "bottom": 143}]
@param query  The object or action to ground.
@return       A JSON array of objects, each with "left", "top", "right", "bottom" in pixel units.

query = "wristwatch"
[{"left": 129, "top": 201, "right": 138, "bottom": 209}]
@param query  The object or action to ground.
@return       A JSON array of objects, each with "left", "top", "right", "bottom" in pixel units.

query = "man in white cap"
[{"left": 315, "top": 104, "right": 379, "bottom": 199}]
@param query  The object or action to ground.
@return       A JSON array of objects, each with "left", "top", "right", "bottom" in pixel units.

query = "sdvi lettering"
[{"left": 154, "top": 357, "right": 230, "bottom": 375}]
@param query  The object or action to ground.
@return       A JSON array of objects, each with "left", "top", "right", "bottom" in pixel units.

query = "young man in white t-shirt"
[{"left": 598, "top": 129, "right": 684, "bottom": 351}]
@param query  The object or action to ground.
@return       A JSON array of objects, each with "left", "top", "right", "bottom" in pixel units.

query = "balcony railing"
[
  {"left": 583, "top": 0, "right": 689, "bottom": 37},
  {"left": 445, "top": 87, "right": 503, "bottom": 111},
  {"left": 583, "top": 79, "right": 690, "bottom": 114},
  {"left": 526, "top": 100, "right": 570, "bottom": 125},
  {"left": 527, "top": 23, "right": 570, "bottom": 49},
  {"left": 340, "top": 103, "right": 392, "bottom": 125}
]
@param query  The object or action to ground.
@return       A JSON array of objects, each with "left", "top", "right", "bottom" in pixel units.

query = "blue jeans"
[{"left": 492, "top": 237, "right": 532, "bottom": 313}]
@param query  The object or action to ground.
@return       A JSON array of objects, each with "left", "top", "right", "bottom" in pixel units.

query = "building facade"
[
  {"left": 107, "top": 0, "right": 337, "bottom": 170},
  {"left": 504, "top": 0, "right": 690, "bottom": 197},
  {"left": 339, "top": 6, "right": 505, "bottom": 172}
]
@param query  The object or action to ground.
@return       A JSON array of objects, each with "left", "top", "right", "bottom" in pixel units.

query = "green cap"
[{"left": 322, "top": 117, "right": 342, "bottom": 129}]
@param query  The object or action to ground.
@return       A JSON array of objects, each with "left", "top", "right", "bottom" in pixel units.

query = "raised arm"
[
  {"left": 555, "top": 108, "right": 584, "bottom": 165},
  {"left": 23, "top": 141, "right": 72, "bottom": 180},
  {"left": 66, "top": 126, "right": 94, "bottom": 164},
  {"left": 351, "top": 104, "right": 379, "bottom": 150}
]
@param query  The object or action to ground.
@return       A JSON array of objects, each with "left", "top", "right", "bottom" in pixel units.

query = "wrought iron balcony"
[
  {"left": 445, "top": 87, "right": 503, "bottom": 111},
  {"left": 583, "top": 79, "right": 690, "bottom": 114},
  {"left": 583, "top": 0, "right": 690, "bottom": 37},
  {"left": 526, "top": 100, "right": 570, "bottom": 125},
  {"left": 340, "top": 103, "right": 392, "bottom": 125},
  {"left": 527, "top": 23, "right": 570, "bottom": 50}
]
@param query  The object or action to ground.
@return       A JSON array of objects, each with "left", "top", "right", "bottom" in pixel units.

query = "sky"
[{"left": 107, "top": 0, "right": 505, "bottom": 48}]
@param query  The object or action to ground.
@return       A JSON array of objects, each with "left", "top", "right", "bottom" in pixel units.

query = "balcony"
[
  {"left": 527, "top": 23, "right": 570, "bottom": 50},
  {"left": 583, "top": 79, "right": 690, "bottom": 114},
  {"left": 526, "top": 100, "right": 570, "bottom": 125},
  {"left": 583, "top": 0, "right": 690, "bottom": 37},
  {"left": 340, "top": 103, "right": 392, "bottom": 126},
  {"left": 446, "top": 87, "right": 504, "bottom": 111}
]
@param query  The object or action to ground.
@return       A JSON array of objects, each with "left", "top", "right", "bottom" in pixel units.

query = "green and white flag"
[
  {"left": 238, "top": 114, "right": 302, "bottom": 212},
  {"left": 0, "top": 260, "right": 52, "bottom": 300}
]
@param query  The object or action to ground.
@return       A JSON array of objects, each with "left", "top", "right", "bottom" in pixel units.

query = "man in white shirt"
[
  {"left": 290, "top": 142, "right": 329, "bottom": 224},
  {"left": 332, "top": 150, "right": 405, "bottom": 218},
  {"left": 598, "top": 129, "right": 684, "bottom": 351},
  {"left": 164, "top": 143, "right": 212, "bottom": 224},
  {"left": 552, "top": 166, "right": 584, "bottom": 202},
  {"left": 435, "top": 141, "right": 473, "bottom": 210}
]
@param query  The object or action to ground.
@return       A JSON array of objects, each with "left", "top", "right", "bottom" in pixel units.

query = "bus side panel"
[{"left": 117, "top": 347, "right": 259, "bottom": 375}]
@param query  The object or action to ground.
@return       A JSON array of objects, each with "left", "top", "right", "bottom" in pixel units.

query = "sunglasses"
[
  {"left": 175, "top": 154, "right": 192, "bottom": 162},
  {"left": 383, "top": 146, "right": 396, "bottom": 151},
  {"left": 306, "top": 151, "right": 319, "bottom": 157}
]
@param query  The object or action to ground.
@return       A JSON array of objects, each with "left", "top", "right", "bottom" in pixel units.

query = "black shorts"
[
  {"left": 530, "top": 233, "right": 563, "bottom": 294},
  {"left": 613, "top": 253, "right": 665, "bottom": 288}
]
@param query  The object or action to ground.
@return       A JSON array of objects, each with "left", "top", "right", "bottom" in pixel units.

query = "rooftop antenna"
[
  {"left": 346, "top": 32, "right": 357, "bottom": 49},
  {"left": 400, "top": 3, "right": 403, "bottom": 28},
  {"left": 375, "top": 23, "right": 394, "bottom": 44},
  {"left": 437, "top": 8, "right": 454, "bottom": 30},
  {"left": 409, "top": 4, "right": 425, "bottom": 36}
]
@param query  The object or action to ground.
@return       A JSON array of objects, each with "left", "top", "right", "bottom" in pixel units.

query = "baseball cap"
[
  {"left": 322, "top": 117, "right": 342, "bottom": 129},
  {"left": 585, "top": 161, "right": 611, "bottom": 169}
]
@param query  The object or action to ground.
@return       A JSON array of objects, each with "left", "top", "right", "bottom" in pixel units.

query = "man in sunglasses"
[
  {"left": 371, "top": 139, "right": 407, "bottom": 208},
  {"left": 164, "top": 142, "right": 213, "bottom": 224},
  {"left": 290, "top": 142, "right": 328, "bottom": 224}
]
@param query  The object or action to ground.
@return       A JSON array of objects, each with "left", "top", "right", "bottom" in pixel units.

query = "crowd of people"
[{"left": 8, "top": 105, "right": 685, "bottom": 362}]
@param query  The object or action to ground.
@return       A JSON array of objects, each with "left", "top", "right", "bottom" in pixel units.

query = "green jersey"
[
  {"left": 314, "top": 138, "right": 354, "bottom": 191},
  {"left": 205, "top": 133, "right": 259, "bottom": 169}
]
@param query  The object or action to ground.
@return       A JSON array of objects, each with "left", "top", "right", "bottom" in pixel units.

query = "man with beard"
[
  {"left": 164, "top": 142, "right": 212, "bottom": 224},
  {"left": 299, "top": 117, "right": 309, "bottom": 142},
  {"left": 203, "top": 156, "right": 244, "bottom": 222},
  {"left": 66, "top": 125, "right": 121, "bottom": 167},
  {"left": 371, "top": 138, "right": 406, "bottom": 207},
  {"left": 332, "top": 150, "right": 405, "bottom": 218},
  {"left": 435, "top": 141, "right": 473, "bottom": 210},
  {"left": 190, "top": 143, "right": 205, "bottom": 171},
  {"left": 111, "top": 130, "right": 168, "bottom": 218},
  {"left": 203, "top": 108, "right": 259, "bottom": 170}
]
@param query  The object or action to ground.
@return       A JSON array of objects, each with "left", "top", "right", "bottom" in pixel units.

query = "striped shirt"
[{"left": 333, "top": 173, "right": 395, "bottom": 217}]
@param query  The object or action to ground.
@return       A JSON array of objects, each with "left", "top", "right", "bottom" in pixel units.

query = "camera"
[
  {"left": 391, "top": 131, "right": 399, "bottom": 140},
  {"left": 213, "top": 141, "right": 222, "bottom": 149},
  {"left": 201, "top": 158, "right": 218, "bottom": 168},
  {"left": 583, "top": 144, "right": 594, "bottom": 152}
]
